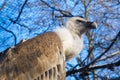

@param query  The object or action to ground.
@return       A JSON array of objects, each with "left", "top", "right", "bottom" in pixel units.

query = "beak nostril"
[{"left": 87, "top": 22, "right": 93, "bottom": 25}]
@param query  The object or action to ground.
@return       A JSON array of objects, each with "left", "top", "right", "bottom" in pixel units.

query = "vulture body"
[
  {"left": 0, "top": 32, "right": 65, "bottom": 80},
  {"left": 0, "top": 17, "right": 97, "bottom": 80}
]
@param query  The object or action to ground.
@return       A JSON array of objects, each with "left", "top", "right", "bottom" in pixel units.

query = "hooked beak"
[{"left": 86, "top": 22, "right": 97, "bottom": 29}]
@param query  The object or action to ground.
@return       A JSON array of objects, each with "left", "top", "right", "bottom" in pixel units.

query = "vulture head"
[
  {"left": 55, "top": 17, "right": 97, "bottom": 60},
  {"left": 66, "top": 17, "right": 97, "bottom": 36}
]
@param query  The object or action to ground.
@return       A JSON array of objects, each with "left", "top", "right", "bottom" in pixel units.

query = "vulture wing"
[{"left": 0, "top": 32, "right": 65, "bottom": 80}]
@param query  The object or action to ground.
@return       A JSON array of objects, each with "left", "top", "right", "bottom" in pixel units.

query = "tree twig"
[
  {"left": 0, "top": 26, "right": 17, "bottom": 45},
  {"left": 40, "top": 0, "right": 73, "bottom": 17},
  {"left": 97, "top": 51, "right": 120, "bottom": 62},
  {"left": 67, "top": 59, "right": 120, "bottom": 76},
  {"left": 13, "top": 0, "right": 28, "bottom": 23}
]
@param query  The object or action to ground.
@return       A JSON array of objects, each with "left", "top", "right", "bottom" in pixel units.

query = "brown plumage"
[{"left": 0, "top": 32, "right": 65, "bottom": 80}]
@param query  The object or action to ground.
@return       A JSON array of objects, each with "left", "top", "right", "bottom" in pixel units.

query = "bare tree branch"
[
  {"left": 40, "top": 0, "right": 73, "bottom": 17},
  {"left": 97, "top": 51, "right": 120, "bottom": 62},
  {"left": 84, "top": 31, "right": 120, "bottom": 67},
  {"left": 0, "top": 26, "right": 17, "bottom": 45},
  {"left": 67, "top": 59, "right": 120, "bottom": 76},
  {"left": 13, "top": 0, "right": 28, "bottom": 23},
  {"left": 87, "top": 60, "right": 120, "bottom": 71}
]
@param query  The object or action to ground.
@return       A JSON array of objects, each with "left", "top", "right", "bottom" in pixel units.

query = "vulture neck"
[{"left": 54, "top": 27, "right": 83, "bottom": 60}]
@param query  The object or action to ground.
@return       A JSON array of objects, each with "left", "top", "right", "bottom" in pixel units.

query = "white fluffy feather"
[{"left": 55, "top": 27, "right": 83, "bottom": 60}]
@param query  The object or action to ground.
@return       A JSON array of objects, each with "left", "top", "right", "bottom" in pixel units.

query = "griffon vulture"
[{"left": 0, "top": 17, "right": 97, "bottom": 80}]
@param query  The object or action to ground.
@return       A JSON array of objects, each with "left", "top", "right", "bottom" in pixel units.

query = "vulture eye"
[
  {"left": 76, "top": 20, "right": 82, "bottom": 22},
  {"left": 76, "top": 20, "right": 85, "bottom": 27}
]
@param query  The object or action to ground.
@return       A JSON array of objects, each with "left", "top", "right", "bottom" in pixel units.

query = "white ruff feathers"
[{"left": 55, "top": 27, "right": 83, "bottom": 60}]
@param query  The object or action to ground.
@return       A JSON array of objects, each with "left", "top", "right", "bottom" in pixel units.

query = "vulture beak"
[{"left": 86, "top": 21, "right": 97, "bottom": 29}]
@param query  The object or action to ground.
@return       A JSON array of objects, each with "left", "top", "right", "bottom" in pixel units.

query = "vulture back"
[{"left": 0, "top": 32, "right": 66, "bottom": 80}]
